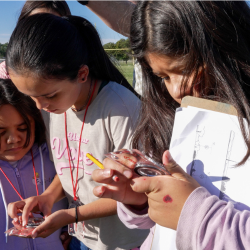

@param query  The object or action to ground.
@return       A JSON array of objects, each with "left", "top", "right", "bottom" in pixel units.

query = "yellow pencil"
[
  {"left": 86, "top": 153, "right": 120, "bottom": 182},
  {"left": 86, "top": 153, "right": 104, "bottom": 169}
]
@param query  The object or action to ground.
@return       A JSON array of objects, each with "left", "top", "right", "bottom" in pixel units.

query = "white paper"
[{"left": 152, "top": 106, "right": 250, "bottom": 249}]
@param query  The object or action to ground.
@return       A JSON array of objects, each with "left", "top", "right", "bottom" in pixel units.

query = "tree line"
[
  {"left": 103, "top": 38, "right": 131, "bottom": 63},
  {"left": 0, "top": 43, "right": 8, "bottom": 58},
  {"left": 1, "top": 39, "right": 131, "bottom": 62}
]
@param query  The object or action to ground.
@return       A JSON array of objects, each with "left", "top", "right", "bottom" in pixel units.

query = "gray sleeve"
[{"left": 177, "top": 187, "right": 250, "bottom": 250}]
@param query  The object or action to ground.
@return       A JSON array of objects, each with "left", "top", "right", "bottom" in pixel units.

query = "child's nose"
[
  {"left": 7, "top": 133, "right": 20, "bottom": 144},
  {"left": 33, "top": 97, "right": 49, "bottom": 110}
]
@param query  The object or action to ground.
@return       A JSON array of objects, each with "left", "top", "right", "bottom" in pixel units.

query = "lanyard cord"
[
  {"left": 0, "top": 149, "right": 39, "bottom": 200},
  {"left": 31, "top": 148, "right": 39, "bottom": 196},
  {"left": 65, "top": 80, "right": 97, "bottom": 201}
]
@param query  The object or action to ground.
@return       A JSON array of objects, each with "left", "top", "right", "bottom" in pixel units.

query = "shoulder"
[{"left": 99, "top": 81, "right": 141, "bottom": 116}]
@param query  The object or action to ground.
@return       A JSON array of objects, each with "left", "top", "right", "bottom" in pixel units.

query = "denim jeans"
[
  {"left": 69, "top": 236, "right": 92, "bottom": 250},
  {"left": 69, "top": 236, "right": 140, "bottom": 250}
]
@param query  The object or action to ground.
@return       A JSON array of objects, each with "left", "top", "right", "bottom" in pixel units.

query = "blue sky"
[{"left": 0, "top": 1, "right": 127, "bottom": 44}]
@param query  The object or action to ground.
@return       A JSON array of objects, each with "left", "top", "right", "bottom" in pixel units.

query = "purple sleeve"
[
  {"left": 177, "top": 187, "right": 250, "bottom": 249},
  {"left": 117, "top": 201, "right": 155, "bottom": 229},
  {"left": 0, "top": 61, "right": 10, "bottom": 79},
  {"left": 117, "top": 202, "right": 155, "bottom": 250}
]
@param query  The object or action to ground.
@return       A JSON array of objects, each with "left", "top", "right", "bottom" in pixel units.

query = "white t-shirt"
[{"left": 43, "top": 81, "right": 149, "bottom": 250}]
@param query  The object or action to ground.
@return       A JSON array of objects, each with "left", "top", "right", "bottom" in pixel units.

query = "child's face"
[
  {"left": 146, "top": 53, "right": 199, "bottom": 104},
  {"left": 0, "top": 104, "right": 35, "bottom": 161},
  {"left": 9, "top": 71, "right": 85, "bottom": 114}
]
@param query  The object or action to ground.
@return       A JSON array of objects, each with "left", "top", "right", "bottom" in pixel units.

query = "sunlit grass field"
[{"left": 117, "top": 61, "right": 134, "bottom": 86}]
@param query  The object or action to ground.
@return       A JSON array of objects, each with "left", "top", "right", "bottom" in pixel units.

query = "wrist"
[
  {"left": 40, "top": 190, "right": 57, "bottom": 204},
  {"left": 66, "top": 208, "right": 78, "bottom": 225}
]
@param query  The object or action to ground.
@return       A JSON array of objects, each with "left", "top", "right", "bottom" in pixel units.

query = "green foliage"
[
  {"left": 103, "top": 38, "right": 131, "bottom": 63},
  {"left": 0, "top": 43, "right": 8, "bottom": 58}
]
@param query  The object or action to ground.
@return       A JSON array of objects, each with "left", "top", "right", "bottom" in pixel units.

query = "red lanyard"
[
  {"left": 0, "top": 149, "right": 39, "bottom": 200},
  {"left": 65, "top": 80, "right": 97, "bottom": 201}
]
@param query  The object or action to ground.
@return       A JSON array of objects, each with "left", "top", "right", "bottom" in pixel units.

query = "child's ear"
[{"left": 77, "top": 65, "right": 89, "bottom": 83}]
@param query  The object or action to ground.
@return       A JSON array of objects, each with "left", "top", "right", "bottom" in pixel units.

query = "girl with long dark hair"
[
  {"left": 0, "top": 79, "right": 67, "bottom": 250},
  {"left": 92, "top": 1, "right": 250, "bottom": 249},
  {"left": 6, "top": 13, "right": 147, "bottom": 250}
]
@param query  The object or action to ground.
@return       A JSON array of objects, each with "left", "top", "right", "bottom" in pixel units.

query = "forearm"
[
  {"left": 87, "top": 1, "right": 135, "bottom": 37},
  {"left": 62, "top": 198, "right": 117, "bottom": 225},
  {"left": 41, "top": 174, "right": 65, "bottom": 203}
]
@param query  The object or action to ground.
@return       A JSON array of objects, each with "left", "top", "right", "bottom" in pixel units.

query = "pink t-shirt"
[{"left": 0, "top": 61, "right": 10, "bottom": 79}]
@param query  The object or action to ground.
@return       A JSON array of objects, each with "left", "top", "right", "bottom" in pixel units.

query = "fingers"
[
  {"left": 93, "top": 184, "right": 127, "bottom": 200},
  {"left": 92, "top": 168, "right": 114, "bottom": 184},
  {"left": 130, "top": 176, "right": 163, "bottom": 194},
  {"left": 21, "top": 200, "right": 39, "bottom": 226},
  {"left": 93, "top": 185, "right": 117, "bottom": 199},
  {"left": 12, "top": 218, "right": 23, "bottom": 230},
  {"left": 8, "top": 201, "right": 26, "bottom": 220},
  {"left": 162, "top": 151, "right": 187, "bottom": 178},
  {"left": 31, "top": 219, "right": 50, "bottom": 238},
  {"left": 112, "top": 151, "right": 138, "bottom": 170},
  {"left": 103, "top": 158, "right": 133, "bottom": 179}
]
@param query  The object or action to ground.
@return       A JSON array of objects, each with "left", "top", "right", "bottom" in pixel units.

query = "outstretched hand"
[
  {"left": 92, "top": 150, "right": 148, "bottom": 207},
  {"left": 130, "top": 150, "right": 200, "bottom": 230}
]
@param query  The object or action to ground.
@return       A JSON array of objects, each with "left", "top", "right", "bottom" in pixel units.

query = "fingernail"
[
  {"left": 112, "top": 175, "right": 119, "bottom": 182},
  {"left": 32, "top": 232, "right": 37, "bottom": 239},
  {"left": 166, "top": 151, "right": 173, "bottom": 162},
  {"left": 22, "top": 220, "right": 26, "bottom": 227},
  {"left": 123, "top": 170, "right": 132, "bottom": 178},
  {"left": 13, "top": 218, "right": 18, "bottom": 222},
  {"left": 103, "top": 169, "right": 111, "bottom": 177},
  {"left": 95, "top": 186, "right": 104, "bottom": 196}
]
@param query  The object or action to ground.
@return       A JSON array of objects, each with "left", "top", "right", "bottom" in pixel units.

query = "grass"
[{"left": 116, "top": 61, "right": 134, "bottom": 86}]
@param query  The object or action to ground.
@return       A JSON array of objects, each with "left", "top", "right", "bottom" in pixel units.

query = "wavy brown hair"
[{"left": 131, "top": 1, "right": 250, "bottom": 164}]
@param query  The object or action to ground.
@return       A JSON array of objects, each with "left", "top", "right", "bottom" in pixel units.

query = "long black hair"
[
  {"left": 18, "top": 0, "right": 71, "bottom": 21},
  {"left": 131, "top": 1, "right": 250, "bottom": 163},
  {"left": 0, "top": 79, "right": 46, "bottom": 147},
  {"left": 6, "top": 13, "right": 138, "bottom": 97}
]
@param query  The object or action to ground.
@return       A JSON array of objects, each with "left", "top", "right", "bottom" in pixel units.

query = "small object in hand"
[
  {"left": 26, "top": 217, "right": 45, "bottom": 228},
  {"left": 5, "top": 217, "right": 45, "bottom": 237},
  {"left": 106, "top": 149, "right": 171, "bottom": 177}
]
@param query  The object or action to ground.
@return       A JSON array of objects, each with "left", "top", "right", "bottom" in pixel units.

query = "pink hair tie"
[{"left": 0, "top": 61, "right": 10, "bottom": 79}]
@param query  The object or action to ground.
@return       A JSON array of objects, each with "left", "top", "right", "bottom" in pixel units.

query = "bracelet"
[{"left": 75, "top": 206, "right": 78, "bottom": 224}]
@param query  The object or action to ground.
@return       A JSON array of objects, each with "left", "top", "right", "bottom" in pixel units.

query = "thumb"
[
  {"left": 162, "top": 151, "right": 187, "bottom": 179},
  {"left": 130, "top": 176, "right": 161, "bottom": 193},
  {"left": 31, "top": 220, "right": 49, "bottom": 238}
]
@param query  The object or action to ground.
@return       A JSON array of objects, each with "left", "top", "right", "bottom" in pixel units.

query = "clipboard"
[
  {"left": 150, "top": 96, "right": 237, "bottom": 250},
  {"left": 181, "top": 96, "right": 237, "bottom": 116}
]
